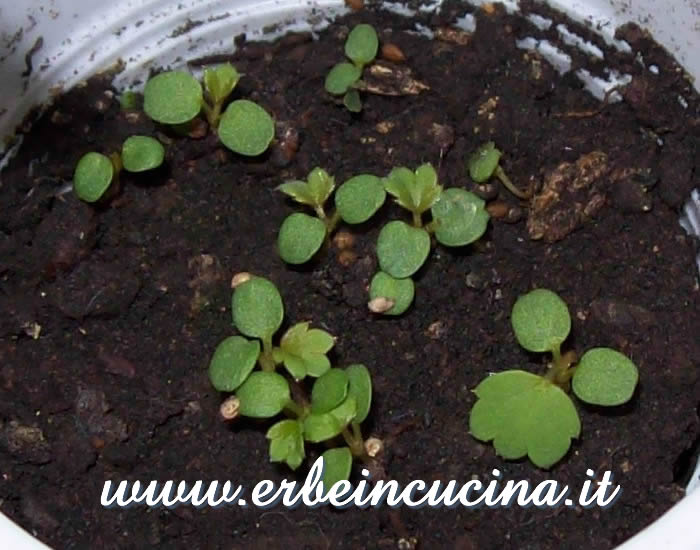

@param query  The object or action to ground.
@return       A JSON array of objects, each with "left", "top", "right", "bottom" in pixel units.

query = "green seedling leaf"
[
  {"left": 274, "top": 322, "right": 335, "bottom": 380},
  {"left": 468, "top": 141, "right": 502, "bottom": 183},
  {"left": 346, "top": 364, "right": 372, "bottom": 423},
  {"left": 119, "top": 91, "right": 140, "bottom": 110},
  {"left": 343, "top": 89, "right": 362, "bottom": 112},
  {"left": 377, "top": 221, "right": 431, "bottom": 278},
  {"left": 121, "top": 136, "right": 165, "bottom": 173},
  {"left": 277, "top": 180, "right": 314, "bottom": 206},
  {"left": 143, "top": 71, "right": 203, "bottom": 125},
  {"left": 384, "top": 164, "right": 442, "bottom": 215},
  {"left": 431, "top": 188, "right": 490, "bottom": 247},
  {"left": 335, "top": 174, "right": 386, "bottom": 224},
  {"left": 325, "top": 62, "right": 362, "bottom": 95},
  {"left": 469, "top": 370, "right": 581, "bottom": 469},
  {"left": 267, "top": 419, "right": 305, "bottom": 470},
  {"left": 208, "top": 335, "right": 260, "bottom": 392},
  {"left": 511, "top": 289, "right": 571, "bottom": 353},
  {"left": 572, "top": 348, "right": 639, "bottom": 406},
  {"left": 345, "top": 24, "right": 379, "bottom": 66},
  {"left": 232, "top": 276, "right": 284, "bottom": 339},
  {"left": 278, "top": 213, "right": 327, "bottom": 265},
  {"left": 303, "top": 396, "right": 357, "bottom": 442},
  {"left": 218, "top": 99, "right": 275, "bottom": 156},
  {"left": 204, "top": 63, "right": 240, "bottom": 105},
  {"left": 369, "top": 271, "right": 414, "bottom": 315},
  {"left": 311, "top": 369, "right": 349, "bottom": 414},
  {"left": 321, "top": 447, "right": 353, "bottom": 495},
  {"left": 236, "top": 371, "right": 290, "bottom": 418},
  {"left": 307, "top": 167, "right": 336, "bottom": 207},
  {"left": 73, "top": 152, "right": 114, "bottom": 203}
]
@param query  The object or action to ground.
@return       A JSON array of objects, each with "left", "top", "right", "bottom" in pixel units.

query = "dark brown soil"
[{"left": 1, "top": 2, "right": 699, "bottom": 549}]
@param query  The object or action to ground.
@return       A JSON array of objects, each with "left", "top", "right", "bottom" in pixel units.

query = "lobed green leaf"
[
  {"left": 275, "top": 322, "right": 335, "bottom": 380},
  {"left": 469, "top": 370, "right": 581, "bottom": 469},
  {"left": 204, "top": 63, "right": 240, "bottom": 105},
  {"left": 267, "top": 419, "right": 305, "bottom": 470},
  {"left": 306, "top": 168, "right": 336, "bottom": 207}
]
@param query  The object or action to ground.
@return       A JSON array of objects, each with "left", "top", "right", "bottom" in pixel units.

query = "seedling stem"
[{"left": 494, "top": 165, "right": 530, "bottom": 200}]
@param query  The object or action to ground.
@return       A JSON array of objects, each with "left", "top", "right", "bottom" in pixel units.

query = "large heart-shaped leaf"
[
  {"left": 335, "top": 174, "right": 386, "bottom": 224},
  {"left": 236, "top": 371, "right": 290, "bottom": 418},
  {"left": 376, "top": 221, "right": 431, "bottom": 278},
  {"left": 232, "top": 276, "right": 284, "bottom": 339},
  {"left": 208, "top": 335, "right": 260, "bottom": 392},
  {"left": 431, "top": 188, "right": 490, "bottom": 247},
  {"left": 277, "top": 213, "right": 327, "bottom": 265}
]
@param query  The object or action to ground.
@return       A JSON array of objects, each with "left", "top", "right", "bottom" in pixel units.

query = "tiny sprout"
[
  {"left": 469, "top": 288, "right": 640, "bottom": 469},
  {"left": 277, "top": 168, "right": 387, "bottom": 265},
  {"left": 219, "top": 396, "right": 241, "bottom": 420},
  {"left": 211, "top": 279, "right": 376, "bottom": 480},
  {"left": 467, "top": 141, "right": 530, "bottom": 199},
  {"left": 142, "top": 67, "right": 275, "bottom": 156},
  {"left": 325, "top": 23, "right": 379, "bottom": 111}
]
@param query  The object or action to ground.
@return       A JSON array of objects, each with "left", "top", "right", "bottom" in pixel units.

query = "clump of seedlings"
[
  {"left": 469, "top": 289, "right": 639, "bottom": 469},
  {"left": 73, "top": 135, "right": 165, "bottom": 203},
  {"left": 371, "top": 163, "right": 490, "bottom": 315},
  {"left": 143, "top": 62, "right": 275, "bottom": 156},
  {"left": 324, "top": 23, "right": 379, "bottom": 112},
  {"left": 277, "top": 167, "right": 386, "bottom": 264},
  {"left": 468, "top": 141, "right": 531, "bottom": 200},
  {"left": 209, "top": 274, "right": 378, "bottom": 489}
]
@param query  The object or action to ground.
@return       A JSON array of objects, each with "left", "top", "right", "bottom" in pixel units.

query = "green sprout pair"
[
  {"left": 370, "top": 163, "right": 490, "bottom": 315},
  {"left": 324, "top": 23, "right": 379, "bottom": 112},
  {"left": 469, "top": 289, "right": 640, "bottom": 469},
  {"left": 208, "top": 274, "right": 376, "bottom": 488},
  {"left": 468, "top": 142, "right": 530, "bottom": 200},
  {"left": 277, "top": 167, "right": 386, "bottom": 263},
  {"left": 143, "top": 63, "right": 274, "bottom": 156},
  {"left": 73, "top": 135, "right": 165, "bottom": 203}
]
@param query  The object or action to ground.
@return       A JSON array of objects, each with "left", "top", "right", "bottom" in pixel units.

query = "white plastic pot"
[{"left": 0, "top": 1, "right": 698, "bottom": 548}]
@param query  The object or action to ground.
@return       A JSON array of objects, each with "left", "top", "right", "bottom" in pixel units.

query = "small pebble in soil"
[
  {"left": 486, "top": 201, "right": 509, "bottom": 219},
  {"left": 382, "top": 43, "right": 406, "bottom": 63}
]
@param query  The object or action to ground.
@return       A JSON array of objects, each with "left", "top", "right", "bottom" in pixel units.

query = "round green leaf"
[
  {"left": 468, "top": 141, "right": 502, "bottom": 183},
  {"left": 469, "top": 370, "right": 581, "bottom": 469},
  {"left": 572, "top": 348, "right": 639, "bottom": 406},
  {"left": 311, "top": 369, "right": 349, "bottom": 414},
  {"left": 325, "top": 62, "right": 362, "bottom": 95},
  {"left": 121, "top": 136, "right": 165, "bottom": 173},
  {"left": 208, "top": 335, "right": 260, "bottom": 392},
  {"left": 343, "top": 89, "right": 362, "bottom": 112},
  {"left": 303, "top": 397, "right": 356, "bottom": 443},
  {"left": 377, "top": 221, "right": 431, "bottom": 278},
  {"left": 345, "top": 24, "right": 379, "bottom": 66},
  {"left": 278, "top": 213, "right": 327, "bottom": 265},
  {"left": 321, "top": 447, "right": 353, "bottom": 495},
  {"left": 218, "top": 99, "right": 275, "bottom": 156},
  {"left": 73, "top": 152, "right": 114, "bottom": 203},
  {"left": 236, "top": 371, "right": 290, "bottom": 418},
  {"left": 431, "top": 188, "right": 490, "bottom": 247},
  {"left": 232, "top": 276, "right": 284, "bottom": 339},
  {"left": 143, "top": 71, "right": 203, "bottom": 125},
  {"left": 511, "top": 289, "right": 571, "bottom": 353},
  {"left": 369, "top": 271, "right": 414, "bottom": 315},
  {"left": 346, "top": 364, "right": 372, "bottom": 423},
  {"left": 335, "top": 174, "right": 386, "bottom": 224}
]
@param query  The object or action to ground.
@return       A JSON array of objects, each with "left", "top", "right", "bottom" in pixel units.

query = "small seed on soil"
[
  {"left": 333, "top": 230, "right": 355, "bottom": 250},
  {"left": 368, "top": 297, "right": 395, "bottom": 314},
  {"left": 231, "top": 272, "right": 252, "bottom": 288},
  {"left": 472, "top": 182, "right": 499, "bottom": 200},
  {"left": 503, "top": 206, "right": 524, "bottom": 224},
  {"left": 375, "top": 120, "right": 396, "bottom": 134},
  {"left": 435, "top": 27, "right": 471, "bottom": 46},
  {"left": 220, "top": 396, "right": 240, "bottom": 421},
  {"left": 382, "top": 43, "right": 406, "bottom": 63},
  {"left": 365, "top": 437, "right": 384, "bottom": 457},
  {"left": 486, "top": 201, "right": 509, "bottom": 218}
]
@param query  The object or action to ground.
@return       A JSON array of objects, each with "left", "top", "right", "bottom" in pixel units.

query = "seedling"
[
  {"left": 208, "top": 274, "right": 378, "bottom": 488},
  {"left": 143, "top": 64, "right": 274, "bottom": 156},
  {"left": 467, "top": 141, "right": 530, "bottom": 200},
  {"left": 324, "top": 23, "right": 379, "bottom": 112},
  {"left": 73, "top": 135, "right": 165, "bottom": 203},
  {"left": 277, "top": 168, "right": 386, "bottom": 264},
  {"left": 469, "top": 289, "right": 639, "bottom": 469},
  {"left": 369, "top": 163, "right": 490, "bottom": 314}
]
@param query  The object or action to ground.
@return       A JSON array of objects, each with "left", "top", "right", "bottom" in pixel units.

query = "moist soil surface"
[{"left": 1, "top": 2, "right": 699, "bottom": 549}]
